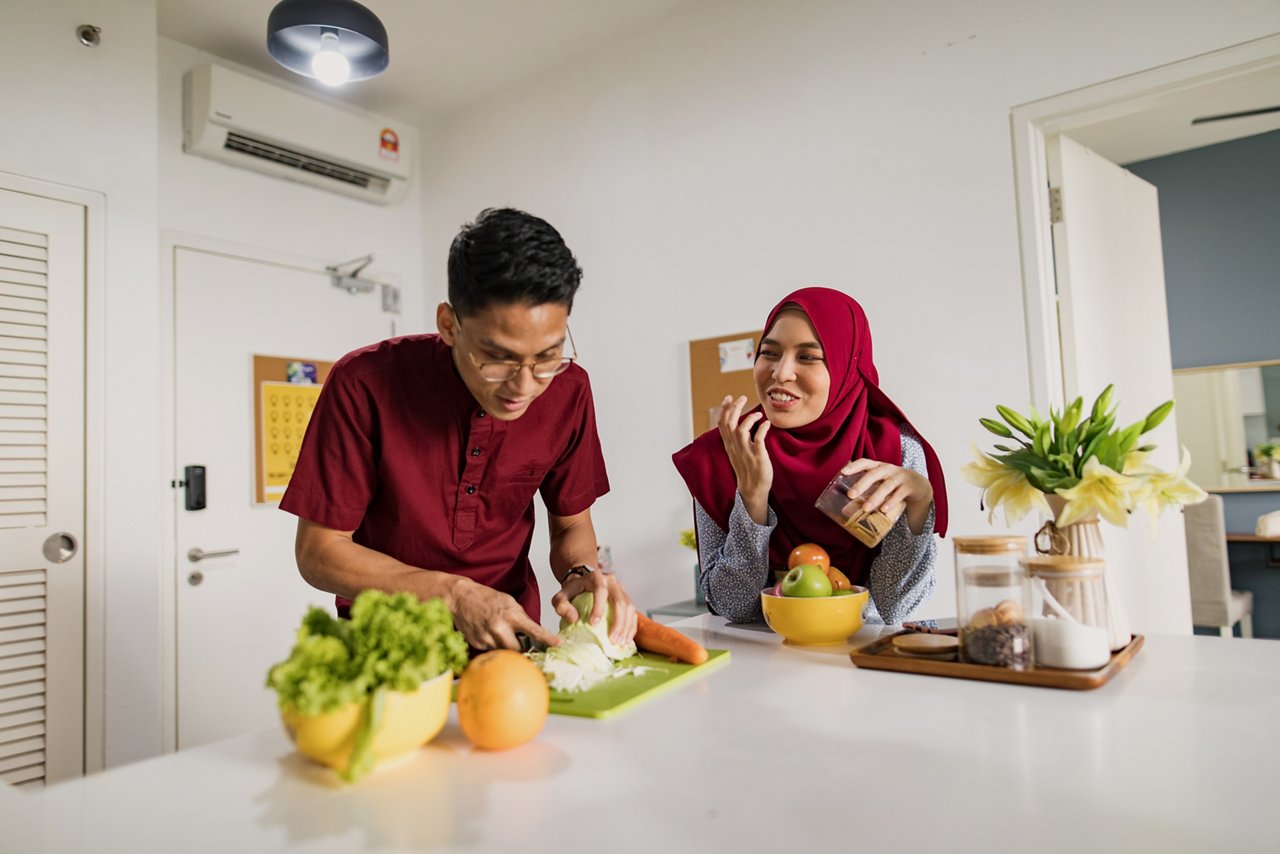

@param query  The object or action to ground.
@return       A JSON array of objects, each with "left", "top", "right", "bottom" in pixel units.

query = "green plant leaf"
[
  {"left": 1142, "top": 400, "right": 1174, "bottom": 434},
  {"left": 1034, "top": 422, "right": 1051, "bottom": 457},
  {"left": 1062, "top": 397, "right": 1083, "bottom": 433},
  {"left": 980, "top": 417, "right": 1014, "bottom": 439},
  {"left": 1029, "top": 467, "right": 1069, "bottom": 489},
  {"left": 1090, "top": 384, "right": 1115, "bottom": 423},
  {"left": 997, "top": 449, "right": 1069, "bottom": 485},
  {"left": 1084, "top": 412, "right": 1115, "bottom": 445},
  {"left": 1117, "top": 421, "right": 1145, "bottom": 457},
  {"left": 996, "top": 405, "right": 1035, "bottom": 438},
  {"left": 1071, "top": 417, "right": 1090, "bottom": 444},
  {"left": 1063, "top": 425, "right": 1082, "bottom": 456},
  {"left": 1091, "top": 433, "right": 1117, "bottom": 466}
]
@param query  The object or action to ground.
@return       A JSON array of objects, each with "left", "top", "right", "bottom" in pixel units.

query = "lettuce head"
[{"left": 266, "top": 591, "right": 468, "bottom": 716}]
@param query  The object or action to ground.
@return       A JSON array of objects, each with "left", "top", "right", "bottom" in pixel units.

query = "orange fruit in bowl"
[
  {"left": 826, "top": 566, "right": 853, "bottom": 591},
  {"left": 787, "top": 543, "right": 830, "bottom": 571},
  {"left": 457, "top": 650, "right": 549, "bottom": 751}
]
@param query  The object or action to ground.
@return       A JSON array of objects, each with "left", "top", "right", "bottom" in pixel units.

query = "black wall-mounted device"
[{"left": 184, "top": 465, "right": 206, "bottom": 511}]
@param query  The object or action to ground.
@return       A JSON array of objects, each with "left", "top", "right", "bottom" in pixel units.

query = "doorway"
[
  {"left": 1009, "top": 34, "right": 1280, "bottom": 637},
  {"left": 0, "top": 181, "right": 92, "bottom": 787},
  {"left": 161, "top": 238, "right": 397, "bottom": 750}
]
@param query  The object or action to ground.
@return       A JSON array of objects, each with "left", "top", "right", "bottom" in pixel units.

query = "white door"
[
  {"left": 0, "top": 189, "right": 85, "bottom": 787},
  {"left": 174, "top": 247, "right": 394, "bottom": 749},
  {"left": 1047, "top": 134, "right": 1192, "bottom": 636}
]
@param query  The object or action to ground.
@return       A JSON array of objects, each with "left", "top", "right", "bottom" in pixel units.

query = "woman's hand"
[
  {"left": 552, "top": 570, "right": 638, "bottom": 646},
  {"left": 718, "top": 395, "right": 772, "bottom": 524},
  {"left": 841, "top": 458, "right": 933, "bottom": 535}
]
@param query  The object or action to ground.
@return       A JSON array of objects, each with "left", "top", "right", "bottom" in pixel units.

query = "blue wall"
[{"left": 1127, "top": 129, "right": 1280, "bottom": 639}]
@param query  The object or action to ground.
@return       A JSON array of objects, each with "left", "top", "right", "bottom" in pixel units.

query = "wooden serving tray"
[{"left": 849, "top": 630, "right": 1144, "bottom": 691}]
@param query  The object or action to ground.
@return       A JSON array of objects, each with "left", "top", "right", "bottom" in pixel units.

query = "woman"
[{"left": 672, "top": 287, "right": 948, "bottom": 625}]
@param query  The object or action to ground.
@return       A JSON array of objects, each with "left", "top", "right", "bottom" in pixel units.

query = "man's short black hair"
[{"left": 447, "top": 208, "right": 582, "bottom": 317}]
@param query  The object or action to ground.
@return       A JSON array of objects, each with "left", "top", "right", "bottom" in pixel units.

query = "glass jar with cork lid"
[
  {"left": 953, "top": 536, "right": 1032, "bottom": 670},
  {"left": 1023, "top": 555, "right": 1111, "bottom": 670}
]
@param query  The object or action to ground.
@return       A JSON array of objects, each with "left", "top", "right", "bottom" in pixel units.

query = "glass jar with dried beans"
[{"left": 953, "top": 536, "right": 1033, "bottom": 670}]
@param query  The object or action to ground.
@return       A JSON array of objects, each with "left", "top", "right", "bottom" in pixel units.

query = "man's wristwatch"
[{"left": 562, "top": 564, "right": 594, "bottom": 583}]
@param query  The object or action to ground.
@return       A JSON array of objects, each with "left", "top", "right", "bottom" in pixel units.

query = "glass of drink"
[{"left": 814, "top": 471, "right": 903, "bottom": 548}]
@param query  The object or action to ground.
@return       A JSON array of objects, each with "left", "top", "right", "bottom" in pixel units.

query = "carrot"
[{"left": 634, "top": 613, "right": 708, "bottom": 665}]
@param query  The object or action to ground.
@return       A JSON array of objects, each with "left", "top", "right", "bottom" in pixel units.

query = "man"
[{"left": 281, "top": 208, "right": 636, "bottom": 651}]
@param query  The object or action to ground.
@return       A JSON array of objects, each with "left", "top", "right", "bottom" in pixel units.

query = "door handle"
[
  {"left": 188, "top": 547, "right": 239, "bottom": 563},
  {"left": 43, "top": 532, "right": 79, "bottom": 564}
]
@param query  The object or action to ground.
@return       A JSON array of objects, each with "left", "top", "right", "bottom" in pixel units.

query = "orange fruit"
[
  {"left": 456, "top": 650, "right": 549, "bottom": 751},
  {"left": 826, "top": 566, "right": 853, "bottom": 591},
  {"left": 787, "top": 543, "right": 830, "bottom": 571}
]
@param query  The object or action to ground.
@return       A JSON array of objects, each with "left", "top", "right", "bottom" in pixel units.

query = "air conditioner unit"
[{"left": 183, "top": 62, "right": 413, "bottom": 205}]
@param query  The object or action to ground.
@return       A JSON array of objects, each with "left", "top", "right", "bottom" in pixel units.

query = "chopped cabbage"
[{"left": 531, "top": 592, "right": 646, "bottom": 692}]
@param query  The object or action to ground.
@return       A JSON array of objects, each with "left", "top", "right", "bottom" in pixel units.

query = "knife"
[{"left": 515, "top": 632, "right": 548, "bottom": 653}]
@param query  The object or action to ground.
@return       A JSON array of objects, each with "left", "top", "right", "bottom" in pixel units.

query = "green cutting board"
[{"left": 546, "top": 649, "right": 730, "bottom": 719}]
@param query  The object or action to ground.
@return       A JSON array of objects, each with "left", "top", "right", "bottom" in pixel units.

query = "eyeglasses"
[{"left": 463, "top": 325, "right": 578, "bottom": 382}]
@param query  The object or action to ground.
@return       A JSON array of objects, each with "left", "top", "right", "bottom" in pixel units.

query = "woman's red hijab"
[{"left": 672, "top": 287, "right": 948, "bottom": 584}]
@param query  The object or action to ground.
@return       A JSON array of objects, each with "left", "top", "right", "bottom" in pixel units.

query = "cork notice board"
[
  {"left": 688, "top": 331, "right": 759, "bottom": 439},
  {"left": 253, "top": 355, "right": 334, "bottom": 505}
]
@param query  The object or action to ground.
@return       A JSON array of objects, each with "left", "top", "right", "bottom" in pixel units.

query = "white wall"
[
  {"left": 1, "top": 4, "right": 429, "bottom": 770},
  {"left": 0, "top": 0, "right": 161, "bottom": 768},
  {"left": 157, "top": 39, "right": 428, "bottom": 331},
  {"left": 155, "top": 39, "right": 427, "bottom": 750},
  {"left": 420, "top": 0, "right": 1280, "bottom": 622}
]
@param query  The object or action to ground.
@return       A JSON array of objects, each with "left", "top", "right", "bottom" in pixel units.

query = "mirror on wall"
[{"left": 1173, "top": 360, "right": 1280, "bottom": 492}]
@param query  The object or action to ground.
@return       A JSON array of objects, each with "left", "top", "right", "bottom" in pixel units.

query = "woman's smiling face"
[{"left": 753, "top": 308, "right": 830, "bottom": 429}]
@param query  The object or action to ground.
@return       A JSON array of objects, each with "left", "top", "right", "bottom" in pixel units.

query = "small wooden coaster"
[{"left": 892, "top": 633, "right": 959, "bottom": 658}]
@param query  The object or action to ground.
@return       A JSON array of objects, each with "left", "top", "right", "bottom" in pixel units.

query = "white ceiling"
[
  {"left": 157, "top": 0, "right": 699, "bottom": 126},
  {"left": 159, "top": 2, "right": 1280, "bottom": 158},
  {"left": 1067, "top": 64, "right": 1280, "bottom": 165}
]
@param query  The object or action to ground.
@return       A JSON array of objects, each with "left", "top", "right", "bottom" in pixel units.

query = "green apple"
[
  {"left": 781, "top": 563, "right": 833, "bottom": 598},
  {"left": 831, "top": 589, "right": 857, "bottom": 597}
]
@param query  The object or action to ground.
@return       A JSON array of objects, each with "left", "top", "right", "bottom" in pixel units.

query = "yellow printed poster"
[
  {"left": 252, "top": 355, "right": 333, "bottom": 504},
  {"left": 260, "top": 381, "right": 323, "bottom": 502}
]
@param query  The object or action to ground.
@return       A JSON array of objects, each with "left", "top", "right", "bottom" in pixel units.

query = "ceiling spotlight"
[
  {"left": 311, "top": 31, "right": 351, "bottom": 86},
  {"left": 267, "top": 0, "right": 388, "bottom": 86}
]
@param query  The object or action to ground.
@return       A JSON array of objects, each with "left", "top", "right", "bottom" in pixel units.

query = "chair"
[{"left": 1184, "top": 495, "right": 1254, "bottom": 638}]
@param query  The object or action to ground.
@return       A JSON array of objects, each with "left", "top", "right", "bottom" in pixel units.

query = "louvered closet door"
[{"left": 0, "top": 189, "right": 85, "bottom": 788}]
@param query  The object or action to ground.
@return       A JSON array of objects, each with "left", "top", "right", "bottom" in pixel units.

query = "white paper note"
[{"left": 718, "top": 338, "right": 755, "bottom": 372}]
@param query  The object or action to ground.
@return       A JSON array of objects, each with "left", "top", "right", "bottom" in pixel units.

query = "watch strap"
[{"left": 562, "top": 564, "right": 594, "bottom": 582}]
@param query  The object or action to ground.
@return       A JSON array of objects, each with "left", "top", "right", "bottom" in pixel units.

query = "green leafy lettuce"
[
  {"left": 266, "top": 590, "right": 468, "bottom": 717},
  {"left": 266, "top": 591, "right": 468, "bottom": 782}
]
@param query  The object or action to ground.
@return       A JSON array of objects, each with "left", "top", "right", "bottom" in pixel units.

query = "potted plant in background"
[
  {"left": 1256, "top": 443, "right": 1280, "bottom": 480},
  {"left": 962, "top": 385, "right": 1208, "bottom": 650},
  {"left": 680, "top": 528, "right": 704, "bottom": 606}
]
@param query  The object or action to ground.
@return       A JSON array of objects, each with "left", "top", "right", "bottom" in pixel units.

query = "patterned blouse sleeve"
[
  {"left": 693, "top": 493, "right": 776, "bottom": 623},
  {"left": 864, "top": 425, "right": 939, "bottom": 625}
]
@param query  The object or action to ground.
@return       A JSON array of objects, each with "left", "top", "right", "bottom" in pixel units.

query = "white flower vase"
[
  {"left": 1268, "top": 459, "right": 1280, "bottom": 480},
  {"left": 1038, "top": 496, "right": 1132, "bottom": 651}
]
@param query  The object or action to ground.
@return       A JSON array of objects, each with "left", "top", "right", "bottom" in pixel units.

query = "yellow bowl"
[
  {"left": 281, "top": 669, "right": 452, "bottom": 773},
  {"left": 761, "top": 587, "right": 870, "bottom": 645}
]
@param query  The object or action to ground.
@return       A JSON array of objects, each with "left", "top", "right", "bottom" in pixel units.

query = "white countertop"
[{"left": 4, "top": 616, "right": 1279, "bottom": 853}]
